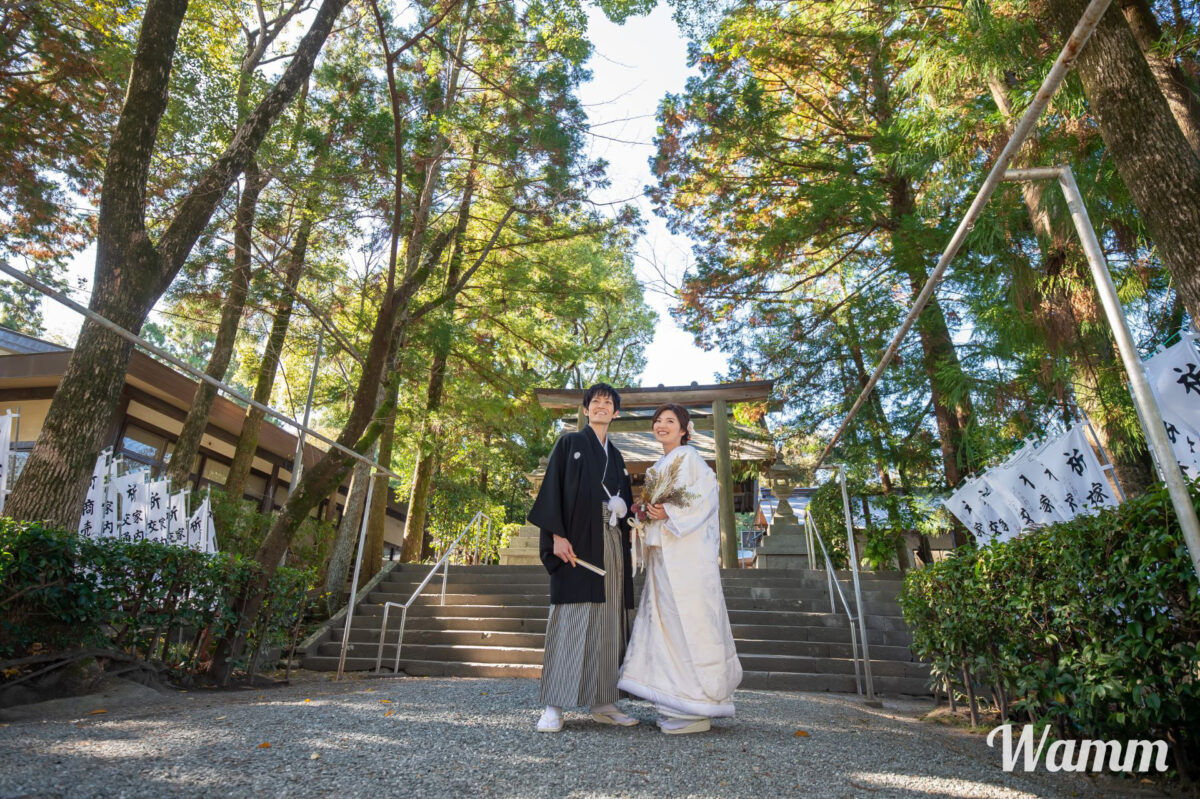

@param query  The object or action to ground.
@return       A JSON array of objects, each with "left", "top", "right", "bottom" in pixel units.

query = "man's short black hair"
[{"left": 582, "top": 382, "right": 621, "bottom": 412}]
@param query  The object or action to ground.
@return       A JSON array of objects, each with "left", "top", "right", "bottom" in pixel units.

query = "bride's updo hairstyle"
[{"left": 651, "top": 403, "right": 692, "bottom": 445}]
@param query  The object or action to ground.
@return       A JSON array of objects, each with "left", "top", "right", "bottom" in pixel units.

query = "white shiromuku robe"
[{"left": 618, "top": 444, "right": 742, "bottom": 718}]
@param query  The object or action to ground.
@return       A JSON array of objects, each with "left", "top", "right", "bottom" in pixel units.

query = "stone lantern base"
[
  {"left": 497, "top": 523, "right": 542, "bottom": 566},
  {"left": 755, "top": 520, "right": 810, "bottom": 569}
]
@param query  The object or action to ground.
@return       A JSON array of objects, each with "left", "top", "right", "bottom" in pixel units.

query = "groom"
[{"left": 527, "top": 382, "right": 638, "bottom": 732}]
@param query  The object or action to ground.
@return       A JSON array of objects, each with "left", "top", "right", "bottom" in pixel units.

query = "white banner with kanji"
[{"left": 0, "top": 411, "right": 13, "bottom": 514}]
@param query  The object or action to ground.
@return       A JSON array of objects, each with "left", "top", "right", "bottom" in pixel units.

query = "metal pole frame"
[
  {"left": 374, "top": 511, "right": 489, "bottom": 674},
  {"left": 806, "top": 510, "right": 864, "bottom": 695},
  {"left": 1003, "top": 166, "right": 1200, "bottom": 579},
  {"left": 335, "top": 469, "right": 377, "bottom": 680},
  {"left": 837, "top": 465, "right": 875, "bottom": 700},
  {"left": 807, "top": 463, "right": 876, "bottom": 698},
  {"left": 814, "top": 0, "right": 1116, "bottom": 470}
]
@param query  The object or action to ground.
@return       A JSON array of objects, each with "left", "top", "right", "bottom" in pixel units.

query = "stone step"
[
  {"left": 352, "top": 603, "right": 910, "bottom": 632},
  {"left": 303, "top": 562, "right": 925, "bottom": 696},
  {"left": 299, "top": 654, "right": 931, "bottom": 698},
  {"left": 341, "top": 628, "right": 545, "bottom": 648},
  {"left": 738, "top": 670, "right": 932, "bottom": 696},
  {"left": 736, "top": 653, "right": 929, "bottom": 680},
  {"left": 358, "top": 603, "right": 547, "bottom": 619},
  {"left": 365, "top": 589, "right": 901, "bottom": 615},
  {"left": 732, "top": 623, "right": 913, "bottom": 648},
  {"left": 334, "top": 615, "right": 913, "bottom": 648},
  {"left": 317, "top": 641, "right": 545, "bottom": 665},
  {"left": 301, "top": 656, "right": 930, "bottom": 696},
  {"left": 310, "top": 638, "right": 928, "bottom": 677},
  {"left": 373, "top": 581, "right": 900, "bottom": 605},
  {"left": 330, "top": 626, "right": 916, "bottom": 662},
  {"left": 300, "top": 654, "right": 541, "bottom": 679},
  {"left": 403, "top": 616, "right": 548, "bottom": 634},
  {"left": 726, "top": 609, "right": 911, "bottom": 631},
  {"left": 734, "top": 639, "right": 919, "bottom": 662},
  {"left": 382, "top": 571, "right": 905, "bottom": 590},
  {"left": 385, "top": 564, "right": 906, "bottom": 583}
]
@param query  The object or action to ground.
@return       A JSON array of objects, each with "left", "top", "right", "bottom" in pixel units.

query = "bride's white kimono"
[{"left": 618, "top": 444, "right": 742, "bottom": 717}]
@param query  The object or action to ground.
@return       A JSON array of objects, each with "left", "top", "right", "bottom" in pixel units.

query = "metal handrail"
[
  {"left": 806, "top": 512, "right": 867, "bottom": 697},
  {"left": 373, "top": 511, "right": 493, "bottom": 674}
]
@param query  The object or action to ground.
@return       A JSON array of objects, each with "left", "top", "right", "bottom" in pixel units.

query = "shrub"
[
  {"left": 0, "top": 519, "right": 316, "bottom": 680},
  {"left": 899, "top": 482, "right": 1200, "bottom": 775}
]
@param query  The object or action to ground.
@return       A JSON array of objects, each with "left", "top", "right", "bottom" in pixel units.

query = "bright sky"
[
  {"left": 579, "top": 5, "right": 730, "bottom": 388},
  {"left": 37, "top": 5, "right": 729, "bottom": 388}
]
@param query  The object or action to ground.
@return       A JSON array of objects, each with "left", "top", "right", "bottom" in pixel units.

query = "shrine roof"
[{"left": 534, "top": 380, "right": 773, "bottom": 410}]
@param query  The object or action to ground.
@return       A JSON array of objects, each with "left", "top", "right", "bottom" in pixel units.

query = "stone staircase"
[{"left": 301, "top": 565, "right": 931, "bottom": 695}]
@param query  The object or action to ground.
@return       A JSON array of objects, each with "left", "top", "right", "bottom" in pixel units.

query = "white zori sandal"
[
  {"left": 660, "top": 717, "right": 710, "bottom": 735},
  {"left": 537, "top": 706, "right": 564, "bottom": 733},
  {"left": 590, "top": 703, "right": 639, "bottom": 726}
]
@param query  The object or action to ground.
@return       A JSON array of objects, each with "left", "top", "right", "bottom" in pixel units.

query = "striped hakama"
[{"left": 539, "top": 505, "right": 631, "bottom": 707}]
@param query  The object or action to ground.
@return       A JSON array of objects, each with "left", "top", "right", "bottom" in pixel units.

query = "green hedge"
[
  {"left": 899, "top": 482, "right": 1200, "bottom": 775},
  {"left": 0, "top": 519, "right": 315, "bottom": 680}
]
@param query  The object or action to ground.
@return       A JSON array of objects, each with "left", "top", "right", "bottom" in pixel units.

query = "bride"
[{"left": 617, "top": 403, "right": 742, "bottom": 734}]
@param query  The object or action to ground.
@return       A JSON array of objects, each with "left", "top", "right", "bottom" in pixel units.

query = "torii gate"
[{"left": 534, "top": 381, "right": 774, "bottom": 567}]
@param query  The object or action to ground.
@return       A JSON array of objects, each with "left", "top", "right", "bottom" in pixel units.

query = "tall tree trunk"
[
  {"left": 210, "top": 0, "right": 474, "bottom": 679},
  {"left": 1043, "top": 0, "right": 1200, "bottom": 321},
  {"left": 988, "top": 75, "right": 1157, "bottom": 496},
  {"left": 401, "top": 156, "right": 478, "bottom": 562},
  {"left": 421, "top": 445, "right": 443, "bottom": 562},
  {"left": 363, "top": 385, "right": 398, "bottom": 580},
  {"left": 895, "top": 203, "right": 974, "bottom": 489},
  {"left": 166, "top": 44, "right": 298, "bottom": 489},
  {"left": 3, "top": 0, "right": 189, "bottom": 528},
  {"left": 841, "top": 312, "right": 901, "bottom": 519},
  {"left": 214, "top": 294, "right": 404, "bottom": 681},
  {"left": 1120, "top": 0, "right": 1200, "bottom": 155},
  {"left": 323, "top": 447, "right": 374, "bottom": 615},
  {"left": 864, "top": 9, "right": 974, "bottom": 510},
  {"left": 4, "top": 0, "right": 351, "bottom": 527},
  {"left": 166, "top": 162, "right": 266, "bottom": 487},
  {"left": 225, "top": 214, "right": 311, "bottom": 500}
]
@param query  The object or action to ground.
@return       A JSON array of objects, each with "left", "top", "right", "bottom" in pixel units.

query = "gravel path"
[{"left": 0, "top": 673, "right": 1162, "bottom": 798}]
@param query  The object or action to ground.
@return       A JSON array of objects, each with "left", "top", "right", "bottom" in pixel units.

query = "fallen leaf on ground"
[
  {"left": 258, "top": 742, "right": 271, "bottom": 749},
  {"left": 88, "top": 709, "right": 107, "bottom": 715},
  {"left": 384, "top": 710, "right": 394, "bottom": 717},
  {"left": 379, "top": 699, "right": 392, "bottom": 704},
  {"left": 215, "top": 716, "right": 226, "bottom": 721},
  {"left": 303, "top": 699, "right": 311, "bottom": 703},
  {"left": 310, "top": 753, "right": 321, "bottom": 760},
  {"left": 794, "top": 730, "right": 809, "bottom": 737}
]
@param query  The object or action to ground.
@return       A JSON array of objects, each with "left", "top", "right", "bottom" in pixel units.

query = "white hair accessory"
[{"left": 686, "top": 420, "right": 695, "bottom": 438}]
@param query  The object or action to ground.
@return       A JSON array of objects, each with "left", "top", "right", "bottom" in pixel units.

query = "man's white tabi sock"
[{"left": 537, "top": 706, "right": 563, "bottom": 733}]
